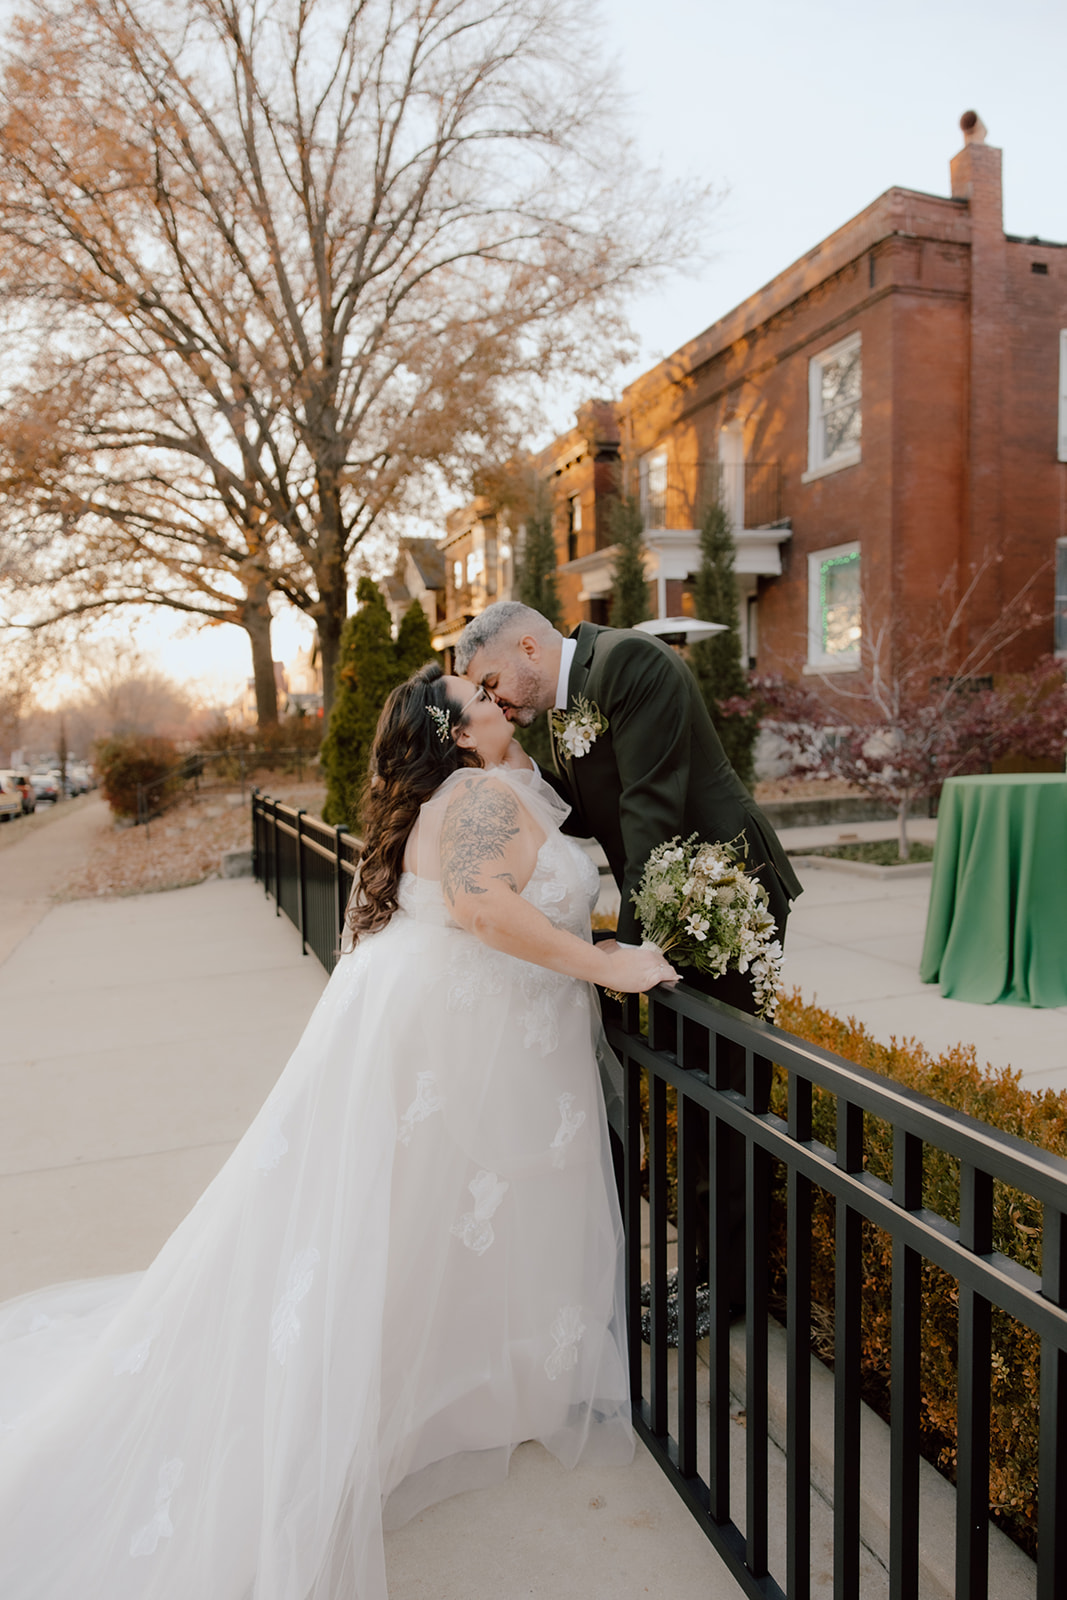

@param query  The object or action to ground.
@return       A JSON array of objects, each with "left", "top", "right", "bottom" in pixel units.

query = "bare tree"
[{"left": 0, "top": 0, "right": 709, "bottom": 714}]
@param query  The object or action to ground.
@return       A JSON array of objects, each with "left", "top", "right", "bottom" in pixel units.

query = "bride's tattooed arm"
[{"left": 440, "top": 778, "right": 523, "bottom": 903}]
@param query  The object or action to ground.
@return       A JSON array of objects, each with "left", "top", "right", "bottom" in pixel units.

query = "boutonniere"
[{"left": 551, "top": 695, "right": 609, "bottom": 759}]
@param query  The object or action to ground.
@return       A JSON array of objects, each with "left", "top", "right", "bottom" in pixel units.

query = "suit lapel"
[{"left": 555, "top": 624, "right": 606, "bottom": 786}]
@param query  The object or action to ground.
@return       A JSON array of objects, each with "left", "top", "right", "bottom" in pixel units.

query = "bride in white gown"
[{"left": 0, "top": 662, "right": 677, "bottom": 1599}]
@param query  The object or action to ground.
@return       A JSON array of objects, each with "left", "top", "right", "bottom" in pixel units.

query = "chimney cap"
[{"left": 960, "top": 110, "right": 988, "bottom": 145}]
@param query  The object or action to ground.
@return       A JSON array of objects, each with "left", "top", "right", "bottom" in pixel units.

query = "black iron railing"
[
  {"left": 251, "top": 790, "right": 1065, "bottom": 1597},
  {"left": 251, "top": 790, "right": 360, "bottom": 969},
  {"left": 604, "top": 981, "right": 1066, "bottom": 1600}
]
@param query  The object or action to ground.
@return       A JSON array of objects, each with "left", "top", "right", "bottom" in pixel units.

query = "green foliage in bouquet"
[{"left": 630, "top": 833, "right": 782, "bottom": 1017}]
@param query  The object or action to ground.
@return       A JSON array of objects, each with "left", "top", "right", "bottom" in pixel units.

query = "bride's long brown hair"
[{"left": 345, "top": 663, "right": 482, "bottom": 941}]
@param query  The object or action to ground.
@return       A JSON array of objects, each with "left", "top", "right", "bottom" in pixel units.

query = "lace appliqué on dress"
[
  {"left": 451, "top": 1170, "right": 508, "bottom": 1256},
  {"left": 112, "top": 1315, "right": 163, "bottom": 1377},
  {"left": 398, "top": 1071, "right": 444, "bottom": 1146},
  {"left": 270, "top": 1246, "right": 321, "bottom": 1365},
  {"left": 548, "top": 1092, "right": 586, "bottom": 1168},
  {"left": 446, "top": 943, "right": 506, "bottom": 1014},
  {"left": 545, "top": 1306, "right": 586, "bottom": 1380},
  {"left": 130, "top": 1457, "right": 184, "bottom": 1557}
]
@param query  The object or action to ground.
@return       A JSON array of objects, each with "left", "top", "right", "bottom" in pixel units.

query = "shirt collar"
[{"left": 554, "top": 635, "right": 577, "bottom": 711}]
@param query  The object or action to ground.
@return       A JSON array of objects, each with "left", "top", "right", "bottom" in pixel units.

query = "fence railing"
[
  {"left": 251, "top": 790, "right": 360, "bottom": 968},
  {"left": 251, "top": 791, "right": 1067, "bottom": 1597},
  {"left": 604, "top": 980, "right": 1066, "bottom": 1600},
  {"left": 634, "top": 461, "right": 782, "bottom": 532}
]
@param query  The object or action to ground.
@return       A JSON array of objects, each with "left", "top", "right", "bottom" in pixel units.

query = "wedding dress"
[{"left": 0, "top": 765, "right": 631, "bottom": 1598}]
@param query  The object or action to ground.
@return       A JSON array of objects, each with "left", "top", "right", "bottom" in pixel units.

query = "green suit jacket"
[{"left": 551, "top": 623, "right": 802, "bottom": 947}]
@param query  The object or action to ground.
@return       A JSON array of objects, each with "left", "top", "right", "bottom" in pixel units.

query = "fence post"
[
  {"left": 334, "top": 826, "right": 347, "bottom": 953},
  {"left": 250, "top": 789, "right": 259, "bottom": 883},
  {"left": 272, "top": 797, "right": 281, "bottom": 916},
  {"left": 295, "top": 809, "right": 307, "bottom": 955}
]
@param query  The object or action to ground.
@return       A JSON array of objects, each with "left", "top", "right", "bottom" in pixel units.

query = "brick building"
[{"left": 442, "top": 116, "right": 1067, "bottom": 680}]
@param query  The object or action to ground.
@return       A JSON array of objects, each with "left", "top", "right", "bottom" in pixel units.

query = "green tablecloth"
[{"left": 920, "top": 773, "right": 1067, "bottom": 1007}]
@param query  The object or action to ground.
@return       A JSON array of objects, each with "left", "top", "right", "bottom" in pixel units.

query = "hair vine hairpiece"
[{"left": 427, "top": 704, "right": 452, "bottom": 743}]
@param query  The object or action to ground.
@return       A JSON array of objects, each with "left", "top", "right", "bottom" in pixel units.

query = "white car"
[{"left": 0, "top": 774, "right": 23, "bottom": 821}]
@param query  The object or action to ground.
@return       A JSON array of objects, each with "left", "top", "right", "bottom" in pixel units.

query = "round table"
[{"left": 919, "top": 773, "right": 1067, "bottom": 1008}]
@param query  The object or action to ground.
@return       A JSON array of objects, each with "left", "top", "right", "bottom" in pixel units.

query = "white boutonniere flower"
[{"left": 551, "top": 695, "right": 609, "bottom": 759}]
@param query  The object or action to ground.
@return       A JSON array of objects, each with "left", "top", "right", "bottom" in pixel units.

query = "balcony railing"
[
  {"left": 636, "top": 461, "right": 781, "bottom": 532},
  {"left": 252, "top": 792, "right": 1065, "bottom": 1598}
]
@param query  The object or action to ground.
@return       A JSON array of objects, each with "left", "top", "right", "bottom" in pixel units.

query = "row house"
[{"left": 441, "top": 114, "right": 1067, "bottom": 683}]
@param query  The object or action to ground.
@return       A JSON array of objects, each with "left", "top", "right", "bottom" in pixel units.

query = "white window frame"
[
  {"left": 803, "top": 331, "right": 862, "bottom": 482},
  {"left": 1056, "top": 537, "right": 1067, "bottom": 658},
  {"left": 639, "top": 449, "right": 669, "bottom": 527},
  {"left": 805, "top": 541, "right": 861, "bottom": 673},
  {"left": 1058, "top": 329, "right": 1067, "bottom": 463},
  {"left": 569, "top": 494, "right": 582, "bottom": 533}
]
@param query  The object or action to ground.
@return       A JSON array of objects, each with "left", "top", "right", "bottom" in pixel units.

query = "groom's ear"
[{"left": 518, "top": 633, "right": 540, "bottom": 661}]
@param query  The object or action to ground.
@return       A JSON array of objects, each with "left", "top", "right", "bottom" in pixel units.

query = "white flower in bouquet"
[{"left": 629, "top": 833, "right": 784, "bottom": 1019}]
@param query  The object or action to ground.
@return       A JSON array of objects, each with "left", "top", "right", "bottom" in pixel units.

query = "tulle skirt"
[{"left": 0, "top": 908, "right": 631, "bottom": 1598}]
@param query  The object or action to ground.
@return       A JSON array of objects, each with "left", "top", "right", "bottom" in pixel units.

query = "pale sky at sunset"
[{"left": 5, "top": 0, "right": 1064, "bottom": 706}]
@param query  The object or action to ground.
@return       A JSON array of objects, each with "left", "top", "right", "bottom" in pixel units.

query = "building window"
[
  {"left": 465, "top": 547, "right": 484, "bottom": 585},
  {"left": 804, "top": 332, "right": 862, "bottom": 480},
  {"left": 639, "top": 449, "right": 669, "bottom": 529},
  {"left": 1056, "top": 539, "right": 1067, "bottom": 657},
  {"left": 1059, "top": 330, "right": 1067, "bottom": 463},
  {"left": 567, "top": 494, "right": 582, "bottom": 562},
  {"left": 806, "top": 542, "right": 861, "bottom": 671},
  {"left": 452, "top": 558, "right": 463, "bottom": 593}
]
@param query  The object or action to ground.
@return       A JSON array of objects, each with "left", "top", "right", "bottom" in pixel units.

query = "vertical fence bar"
[
  {"left": 295, "top": 809, "right": 307, "bottom": 955},
  {"left": 622, "top": 1026, "right": 644, "bottom": 1410},
  {"left": 334, "top": 826, "right": 348, "bottom": 954},
  {"left": 786, "top": 1072, "right": 813, "bottom": 1600},
  {"left": 956, "top": 1163, "right": 993, "bottom": 1600},
  {"left": 676, "top": 1088, "right": 699, "bottom": 1479},
  {"left": 745, "top": 1048, "right": 770, "bottom": 1579},
  {"left": 272, "top": 798, "right": 282, "bottom": 916},
  {"left": 648, "top": 1069, "right": 669, "bottom": 1438},
  {"left": 890, "top": 1128, "right": 924, "bottom": 1600},
  {"left": 834, "top": 1099, "right": 864, "bottom": 1600},
  {"left": 1039, "top": 1207, "right": 1067, "bottom": 1600},
  {"left": 707, "top": 1026, "right": 732, "bottom": 1523}
]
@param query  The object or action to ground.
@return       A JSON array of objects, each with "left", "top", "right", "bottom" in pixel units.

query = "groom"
[
  {"left": 457, "top": 602, "right": 803, "bottom": 1306},
  {"left": 455, "top": 602, "right": 801, "bottom": 960}
]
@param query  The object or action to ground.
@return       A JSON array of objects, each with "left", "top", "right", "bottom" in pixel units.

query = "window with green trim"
[{"left": 806, "top": 542, "right": 861, "bottom": 671}]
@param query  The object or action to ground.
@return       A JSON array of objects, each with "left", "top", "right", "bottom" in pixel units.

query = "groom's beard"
[{"left": 494, "top": 663, "right": 549, "bottom": 726}]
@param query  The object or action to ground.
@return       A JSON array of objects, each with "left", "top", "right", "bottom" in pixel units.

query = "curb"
[{"left": 789, "top": 853, "right": 934, "bottom": 880}]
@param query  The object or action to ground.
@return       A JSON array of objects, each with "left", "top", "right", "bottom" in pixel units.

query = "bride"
[{"left": 0, "top": 662, "right": 676, "bottom": 1599}]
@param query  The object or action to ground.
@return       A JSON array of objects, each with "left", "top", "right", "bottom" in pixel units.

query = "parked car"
[
  {"left": 29, "top": 771, "right": 59, "bottom": 803},
  {"left": 11, "top": 774, "right": 36, "bottom": 813},
  {"left": 0, "top": 774, "right": 23, "bottom": 822}
]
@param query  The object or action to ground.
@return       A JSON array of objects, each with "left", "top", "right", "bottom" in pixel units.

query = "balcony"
[{"left": 639, "top": 461, "right": 783, "bottom": 534}]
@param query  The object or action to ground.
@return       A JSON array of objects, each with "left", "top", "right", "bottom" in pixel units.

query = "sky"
[{"left": 14, "top": 0, "right": 1067, "bottom": 707}]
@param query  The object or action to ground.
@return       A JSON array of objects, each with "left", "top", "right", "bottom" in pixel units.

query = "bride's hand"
[{"left": 598, "top": 942, "right": 678, "bottom": 993}]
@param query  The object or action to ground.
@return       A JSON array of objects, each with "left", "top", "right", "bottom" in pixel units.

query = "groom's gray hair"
[{"left": 455, "top": 602, "right": 556, "bottom": 673}]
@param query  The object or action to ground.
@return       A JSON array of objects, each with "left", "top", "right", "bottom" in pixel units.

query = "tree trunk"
[
  {"left": 242, "top": 582, "right": 278, "bottom": 728},
  {"left": 315, "top": 559, "right": 349, "bottom": 724},
  {"left": 897, "top": 790, "right": 911, "bottom": 861}
]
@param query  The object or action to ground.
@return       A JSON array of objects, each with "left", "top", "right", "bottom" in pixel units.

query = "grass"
[{"left": 790, "top": 838, "right": 935, "bottom": 866}]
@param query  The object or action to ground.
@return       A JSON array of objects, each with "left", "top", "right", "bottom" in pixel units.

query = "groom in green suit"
[
  {"left": 458, "top": 602, "right": 802, "bottom": 1309},
  {"left": 456, "top": 602, "right": 801, "bottom": 955}
]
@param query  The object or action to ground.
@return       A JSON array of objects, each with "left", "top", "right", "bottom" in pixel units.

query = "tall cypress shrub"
[
  {"left": 395, "top": 599, "right": 438, "bottom": 680},
  {"left": 608, "top": 494, "right": 650, "bottom": 628},
  {"left": 689, "top": 501, "right": 758, "bottom": 791},
  {"left": 320, "top": 577, "right": 402, "bottom": 827},
  {"left": 513, "top": 499, "right": 562, "bottom": 768}
]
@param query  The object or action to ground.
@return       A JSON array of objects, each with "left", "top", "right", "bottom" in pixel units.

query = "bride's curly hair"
[{"left": 345, "top": 662, "right": 482, "bottom": 941}]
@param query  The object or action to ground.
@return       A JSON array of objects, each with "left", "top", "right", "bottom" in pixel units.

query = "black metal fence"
[
  {"left": 251, "top": 790, "right": 360, "bottom": 967},
  {"left": 251, "top": 791, "right": 1066, "bottom": 1597},
  {"left": 605, "top": 981, "right": 1066, "bottom": 1600}
]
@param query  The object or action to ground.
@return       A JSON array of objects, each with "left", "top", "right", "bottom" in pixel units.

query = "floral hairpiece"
[{"left": 427, "top": 704, "right": 452, "bottom": 743}]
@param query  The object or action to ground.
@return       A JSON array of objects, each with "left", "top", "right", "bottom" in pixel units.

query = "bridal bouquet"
[{"left": 630, "top": 834, "right": 783, "bottom": 1019}]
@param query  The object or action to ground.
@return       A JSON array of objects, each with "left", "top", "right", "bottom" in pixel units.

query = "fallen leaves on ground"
[{"left": 60, "top": 781, "right": 327, "bottom": 901}]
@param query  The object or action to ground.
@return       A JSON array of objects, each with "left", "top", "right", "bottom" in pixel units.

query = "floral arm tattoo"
[{"left": 440, "top": 779, "right": 522, "bottom": 903}]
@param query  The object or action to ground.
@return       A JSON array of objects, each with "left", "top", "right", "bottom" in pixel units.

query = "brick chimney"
[{"left": 950, "top": 112, "right": 1006, "bottom": 649}]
